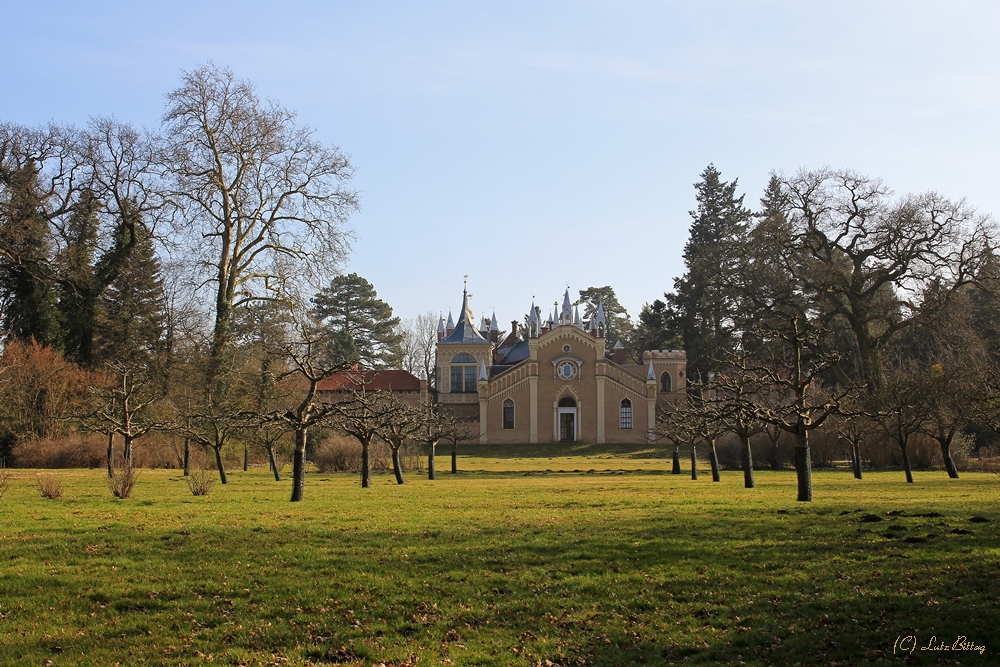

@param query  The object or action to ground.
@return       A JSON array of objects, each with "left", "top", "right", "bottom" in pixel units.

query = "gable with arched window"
[
  {"left": 620, "top": 398, "right": 632, "bottom": 429},
  {"left": 450, "top": 353, "right": 478, "bottom": 393},
  {"left": 660, "top": 371, "right": 672, "bottom": 393},
  {"left": 502, "top": 398, "right": 514, "bottom": 429}
]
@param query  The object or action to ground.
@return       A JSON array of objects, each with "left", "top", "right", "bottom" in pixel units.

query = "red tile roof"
[{"left": 317, "top": 369, "right": 422, "bottom": 392}]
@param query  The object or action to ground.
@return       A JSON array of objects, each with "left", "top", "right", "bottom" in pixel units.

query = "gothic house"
[{"left": 435, "top": 285, "right": 687, "bottom": 444}]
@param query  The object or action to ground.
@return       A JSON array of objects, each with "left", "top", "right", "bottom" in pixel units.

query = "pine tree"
[
  {"left": 55, "top": 190, "right": 101, "bottom": 363},
  {"left": 0, "top": 160, "right": 61, "bottom": 346},
  {"left": 578, "top": 286, "right": 631, "bottom": 348},
  {"left": 95, "top": 224, "right": 167, "bottom": 366},
  {"left": 311, "top": 273, "right": 402, "bottom": 369},
  {"left": 667, "top": 164, "right": 752, "bottom": 382}
]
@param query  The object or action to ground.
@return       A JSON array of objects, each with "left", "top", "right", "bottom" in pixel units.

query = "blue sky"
[{"left": 4, "top": 1, "right": 1000, "bottom": 328}]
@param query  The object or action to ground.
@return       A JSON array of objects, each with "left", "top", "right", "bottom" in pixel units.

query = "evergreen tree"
[
  {"left": 667, "top": 164, "right": 752, "bottom": 382},
  {"left": 633, "top": 298, "right": 682, "bottom": 353},
  {"left": 578, "top": 286, "right": 631, "bottom": 348},
  {"left": 54, "top": 190, "right": 101, "bottom": 363},
  {"left": 95, "top": 224, "right": 167, "bottom": 366},
  {"left": 0, "top": 160, "right": 61, "bottom": 346},
  {"left": 311, "top": 273, "right": 402, "bottom": 369}
]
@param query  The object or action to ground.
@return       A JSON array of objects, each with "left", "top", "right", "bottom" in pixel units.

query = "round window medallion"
[
  {"left": 558, "top": 361, "right": 576, "bottom": 380},
  {"left": 562, "top": 344, "right": 571, "bottom": 353}
]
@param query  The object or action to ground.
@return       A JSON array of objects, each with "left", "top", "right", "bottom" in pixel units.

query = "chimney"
[
  {"left": 511, "top": 320, "right": 520, "bottom": 341},
  {"left": 611, "top": 341, "right": 625, "bottom": 365}
]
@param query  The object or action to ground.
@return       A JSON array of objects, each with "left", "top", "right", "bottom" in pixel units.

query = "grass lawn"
[{"left": 1, "top": 445, "right": 998, "bottom": 666}]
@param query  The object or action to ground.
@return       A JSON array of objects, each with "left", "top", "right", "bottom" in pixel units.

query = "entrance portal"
[
  {"left": 559, "top": 412, "right": 575, "bottom": 442},
  {"left": 557, "top": 396, "right": 577, "bottom": 443}
]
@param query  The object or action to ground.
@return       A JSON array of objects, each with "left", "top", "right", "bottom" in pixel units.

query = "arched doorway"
[{"left": 557, "top": 396, "right": 577, "bottom": 443}]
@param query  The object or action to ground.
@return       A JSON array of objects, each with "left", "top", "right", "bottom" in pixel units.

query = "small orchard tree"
[
  {"left": 653, "top": 407, "right": 687, "bottom": 476},
  {"left": 375, "top": 397, "right": 424, "bottom": 485},
  {"left": 330, "top": 386, "right": 393, "bottom": 488},
  {"left": 265, "top": 314, "right": 355, "bottom": 502}
]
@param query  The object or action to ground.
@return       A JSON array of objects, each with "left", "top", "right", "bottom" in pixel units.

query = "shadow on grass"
[{"left": 455, "top": 441, "right": 664, "bottom": 459}]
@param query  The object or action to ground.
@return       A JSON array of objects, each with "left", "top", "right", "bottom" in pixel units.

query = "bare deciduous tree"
[{"left": 162, "top": 63, "right": 359, "bottom": 379}]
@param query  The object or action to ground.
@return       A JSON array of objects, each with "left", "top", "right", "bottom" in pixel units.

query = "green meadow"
[{"left": 1, "top": 445, "right": 998, "bottom": 666}]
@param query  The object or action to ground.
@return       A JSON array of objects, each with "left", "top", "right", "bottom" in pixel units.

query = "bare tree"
[
  {"left": 714, "top": 344, "right": 768, "bottom": 488},
  {"left": 420, "top": 404, "right": 472, "bottom": 479},
  {"left": 869, "top": 363, "right": 928, "bottom": 483},
  {"left": 375, "top": 396, "right": 424, "bottom": 485},
  {"left": 330, "top": 387, "right": 394, "bottom": 488},
  {"left": 397, "top": 311, "right": 439, "bottom": 384},
  {"left": 265, "top": 314, "right": 354, "bottom": 502},
  {"left": 653, "top": 407, "right": 686, "bottom": 475},
  {"left": 162, "top": 64, "right": 359, "bottom": 379},
  {"left": 778, "top": 168, "right": 993, "bottom": 394}
]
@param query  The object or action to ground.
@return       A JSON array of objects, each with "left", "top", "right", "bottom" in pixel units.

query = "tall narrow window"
[
  {"left": 503, "top": 399, "right": 515, "bottom": 429},
  {"left": 660, "top": 371, "right": 672, "bottom": 393},
  {"left": 450, "top": 353, "right": 478, "bottom": 393},
  {"left": 620, "top": 399, "right": 632, "bottom": 429}
]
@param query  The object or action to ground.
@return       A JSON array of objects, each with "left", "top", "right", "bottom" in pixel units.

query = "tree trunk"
[
  {"left": 794, "top": 430, "right": 812, "bottom": 502},
  {"left": 214, "top": 445, "right": 228, "bottom": 485},
  {"left": 900, "top": 442, "right": 914, "bottom": 483},
  {"left": 939, "top": 438, "right": 959, "bottom": 479},
  {"left": 428, "top": 442, "right": 436, "bottom": 480},
  {"left": 268, "top": 445, "right": 281, "bottom": 481},
  {"left": 361, "top": 439, "right": 371, "bottom": 488},
  {"left": 106, "top": 430, "right": 115, "bottom": 479},
  {"left": 708, "top": 438, "right": 720, "bottom": 482},
  {"left": 183, "top": 437, "right": 190, "bottom": 477},
  {"left": 243, "top": 442, "right": 249, "bottom": 471},
  {"left": 123, "top": 434, "right": 134, "bottom": 469},
  {"left": 768, "top": 429, "right": 781, "bottom": 470},
  {"left": 690, "top": 443, "right": 698, "bottom": 480},
  {"left": 671, "top": 442, "right": 681, "bottom": 475},
  {"left": 741, "top": 435, "right": 754, "bottom": 489},
  {"left": 451, "top": 443, "right": 458, "bottom": 474},
  {"left": 851, "top": 440, "right": 863, "bottom": 480},
  {"left": 290, "top": 427, "right": 306, "bottom": 501},
  {"left": 391, "top": 447, "right": 405, "bottom": 485}
]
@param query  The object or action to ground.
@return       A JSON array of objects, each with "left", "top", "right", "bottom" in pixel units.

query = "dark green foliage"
[
  {"left": 578, "top": 286, "right": 632, "bottom": 353},
  {"left": 312, "top": 273, "right": 402, "bottom": 369},
  {"left": 94, "top": 223, "right": 166, "bottom": 366},
  {"left": 667, "top": 164, "right": 752, "bottom": 382},
  {"left": 633, "top": 298, "right": 682, "bottom": 353},
  {"left": 54, "top": 190, "right": 101, "bottom": 362},
  {"left": 0, "top": 160, "right": 61, "bottom": 347}
]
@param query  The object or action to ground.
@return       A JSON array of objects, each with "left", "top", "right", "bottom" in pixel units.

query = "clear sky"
[{"left": 4, "top": 1, "right": 999, "bottom": 330}]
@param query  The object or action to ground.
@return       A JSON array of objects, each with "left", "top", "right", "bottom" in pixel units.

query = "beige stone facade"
[{"left": 435, "top": 287, "right": 686, "bottom": 444}]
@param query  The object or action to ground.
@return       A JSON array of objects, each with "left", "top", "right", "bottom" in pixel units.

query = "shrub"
[
  {"left": 313, "top": 436, "right": 361, "bottom": 473},
  {"left": 186, "top": 468, "right": 215, "bottom": 496},
  {"left": 108, "top": 465, "right": 139, "bottom": 499},
  {"left": 313, "top": 437, "right": 422, "bottom": 473},
  {"left": 36, "top": 474, "right": 63, "bottom": 500},
  {"left": 11, "top": 435, "right": 106, "bottom": 469}
]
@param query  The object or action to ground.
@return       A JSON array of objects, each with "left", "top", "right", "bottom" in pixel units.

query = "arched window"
[
  {"left": 503, "top": 399, "right": 515, "bottom": 429},
  {"left": 558, "top": 396, "right": 576, "bottom": 408},
  {"left": 450, "top": 353, "right": 478, "bottom": 393},
  {"left": 620, "top": 399, "right": 633, "bottom": 429},
  {"left": 660, "top": 371, "right": 672, "bottom": 393}
]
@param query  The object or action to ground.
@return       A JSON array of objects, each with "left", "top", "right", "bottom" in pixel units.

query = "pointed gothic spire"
[
  {"left": 647, "top": 360, "right": 656, "bottom": 380},
  {"left": 490, "top": 310, "right": 499, "bottom": 332},
  {"left": 479, "top": 360, "right": 488, "bottom": 381},
  {"left": 446, "top": 311, "right": 454, "bottom": 329},
  {"left": 573, "top": 304, "right": 582, "bottom": 327},
  {"left": 437, "top": 315, "right": 445, "bottom": 333}
]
